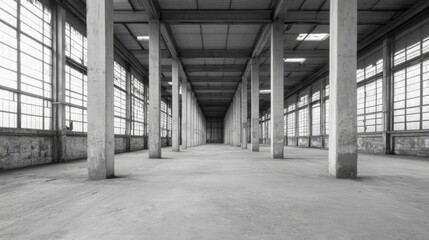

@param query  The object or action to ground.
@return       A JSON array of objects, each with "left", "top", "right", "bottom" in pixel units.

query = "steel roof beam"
[
  {"left": 160, "top": 10, "right": 272, "bottom": 24},
  {"left": 284, "top": 10, "right": 399, "bottom": 25}
]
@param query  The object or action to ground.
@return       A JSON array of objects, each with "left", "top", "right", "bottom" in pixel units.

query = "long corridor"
[{"left": 1, "top": 145, "right": 429, "bottom": 240}]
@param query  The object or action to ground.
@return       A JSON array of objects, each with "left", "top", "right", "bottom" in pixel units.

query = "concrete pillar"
[
  {"left": 186, "top": 86, "right": 192, "bottom": 148},
  {"left": 148, "top": 20, "right": 161, "bottom": 158},
  {"left": 87, "top": 0, "right": 114, "bottom": 179},
  {"left": 320, "top": 80, "right": 326, "bottom": 149},
  {"left": 53, "top": 4, "right": 66, "bottom": 162},
  {"left": 194, "top": 97, "right": 197, "bottom": 146},
  {"left": 181, "top": 78, "right": 188, "bottom": 149},
  {"left": 241, "top": 76, "right": 248, "bottom": 149},
  {"left": 250, "top": 58, "right": 260, "bottom": 151},
  {"left": 235, "top": 84, "right": 242, "bottom": 147},
  {"left": 270, "top": 18, "right": 284, "bottom": 159},
  {"left": 192, "top": 97, "right": 195, "bottom": 146},
  {"left": 382, "top": 38, "right": 392, "bottom": 154},
  {"left": 231, "top": 97, "right": 235, "bottom": 146},
  {"left": 329, "top": 0, "right": 358, "bottom": 178},
  {"left": 172, "top": 58, "right": 180, "bottom": 151},
  {"left": 190, "top": 95, "right": 192, "bottom": 148}
]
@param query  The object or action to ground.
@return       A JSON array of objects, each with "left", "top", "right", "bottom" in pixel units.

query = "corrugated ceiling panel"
[
  {"left": 198, "top": 0, "right": 231, "bottom": 9},
  {"left": 157, "top": 0, "right": 197, "bottom": 9},
  {"left": 227, "top": 34, "right": 257, "bottom": 49},
  {"left": 374, "top": 0, "right": 418, "bottom": 9},
  {"left": 202, "top": 25, "right": 228, "bottom": 49},
  {"left": 171, "top": 25, "right": 202, "bottom": 49},
  {"left": 231, "top": 0, "right": 271, "bottom": 9}
]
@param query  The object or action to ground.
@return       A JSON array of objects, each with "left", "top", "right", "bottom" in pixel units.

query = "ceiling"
[{"left": 108, "top": 0, "right": 424, "bottom": 118}]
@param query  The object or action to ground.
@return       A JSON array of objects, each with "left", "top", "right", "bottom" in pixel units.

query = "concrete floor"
[{"left": 1, "top": 145, "right": 429, "bottom": 240}]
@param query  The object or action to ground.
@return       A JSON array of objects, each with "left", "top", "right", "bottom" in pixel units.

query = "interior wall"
[
  {"left": 206, "top": 118, "right": 223, "bottom": 143},
  {"left": 0, "top": 130, "right": 171, "bottom": 170}
]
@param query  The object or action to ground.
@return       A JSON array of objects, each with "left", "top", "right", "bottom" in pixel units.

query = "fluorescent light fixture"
[
  {"left": 137, "top": 36, "right": 149, "bottom": 41},
  {"left": 259, "top": 89, "right": 271, "bottom": 94},
  {"left": 297, "top": 33, "right": 329, "bottom": 41},
  {"left": 283, "top": 58, "right": 306, "bottom": 64}
]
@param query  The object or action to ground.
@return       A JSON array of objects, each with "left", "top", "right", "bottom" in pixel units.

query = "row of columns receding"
[
  {"left": 223, "top": 0, "right": 358, "bottom": 179},
  {"left": 85, "top": 0, "right": 358, "bottom": 179},
  {"left": 85, "top": 0, "right": 206, "bottom": 180}
]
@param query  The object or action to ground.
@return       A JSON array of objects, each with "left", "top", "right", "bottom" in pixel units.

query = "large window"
[
  {"left": 311, "top": 83, "right": 321, "bottom": 136},
  {"left": 393, "top": 23, "right": 429, "bottom": 131},
  {"left": 65, "top": 22, "right": 87, "bottom": 132},
  {"left": 131, "top": 75, "right": 145, "bottom": 136},
  {"left": 357, "top": 79, "right": 383, "bottom": 132},
  {"left": 260, "top": 112, "right": 270, "bottom": 139},
  {"left": 167, "top": 104, "right": 172, "bottom": 137},
  {"left": 0, "top": 0, "right": 52, "bottom": 129},
  {"left": 161, "top": 100, "right": 168, "bottom": 137},
  {"left": 323, "top": 80, "right": 330, "bottom": 135},
  {"left": 297, "top": 90, "right": 309, "bottom": 136},
  {"left": 286, "top": 98, "right": 296, "bottom": 137},
  {"left": 114, "top": 61, "right": 127, "bottom": 135},
  {"left": 356, "top": 49, "right": 383, "bottom": 133}
]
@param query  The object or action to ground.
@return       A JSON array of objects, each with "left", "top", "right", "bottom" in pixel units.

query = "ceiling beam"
[
  {"left": 183, "top": 65, "right": 246, "bottom": 73},
  {"left": 160, "top": 10, "right": 272, "bottom": 24},
  {"left": 114, "top": 11, "right": 149, "bottom": 23},
  {"left": 260, "top": 64, "right": 318, "bottom": 72},
  {"left": 131, "top": 49, "right": 171, "bottom": 58},
  {"left": 113, "top": 10, "right": 272, "bottom": 24},
  {"left": 130, "top": 49, "right": 328, "bottom": 59},
  {"left": 192, "top": 85, "right": 237, "bottom": 91},
  {"left": 188, "top": 76, "right": 241, "bottom": 83},
  {"left": 179, "top": 49, "right": 251, "bottom": 58},
  {"left": 241, "top": 0, "right": 291, "bottom": 80},
  {"left": 283, "top": 10, "right": 399, "bottom": 25},
  {"left": 161, "top": 64, "right": 316, "bottom": 72},
  {"left": 264, "top": 49, "right": 328, "bottom": 58}
]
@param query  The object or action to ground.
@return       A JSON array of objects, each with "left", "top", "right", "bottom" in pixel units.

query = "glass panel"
[
  {"left": 298, "top": 108, "right": 308, "bottom": 136},
  {"left": 0, "top": 89, "right": 18, "bottom": 128}
]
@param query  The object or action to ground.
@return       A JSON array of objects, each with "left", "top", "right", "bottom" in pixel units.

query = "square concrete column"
[
  {"left": 235, "top": 83, "right": 242, "bottom": 147},
  {"left": 186, "top": 85, "right": 192, "bottom": 148},
  {"left": 194, "top": 97, "right": 197, "bottom": 146},
  {"left": 270, "top": 18, "right": 284, "bottom": 159},
  {"left": 192, "top": 97, "right": 195, "bottom": 147},
  {"left": 329, "top": 0, "right": 358, "bottom": 178},
  {"left": 172, "top": 58, "right": 180, "bottom": 151},
  {"left": 181, "top": 78, "right": 188, "bottom": 149},
  {"left": 231, "top": 97, "right": 235, "bottom": 146},
  {"left": 190, "top": 94, "right": 194, "bottom": 147},
  {"left": 87, "top": 0, "right": 114, "bottom": 179},
  {"left": 241, "top": 76, "right": 248, "bottom": 149},
  {"left": 251, "top": 58, "right": 260, "bottom": 152},
  {"left": 53, "top": 5, "right": 66, "bottom": 162},
  {"left": 148, "top": 20, "right": 161, "bottom": 158},
  {"left": 189, "top": 92, "right": 195, "bottom": 147}
]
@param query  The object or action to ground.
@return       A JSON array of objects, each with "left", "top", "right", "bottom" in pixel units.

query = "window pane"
[
  {"left": 21, "top": 94, "right": 51, "bottom": 130},
  {"left": 312, "top": 103, "right": 320, "bottom": 136},
  {"left": 0, "top": 89, "right": 17, "bottom": 128},
  {"left": 298, "top": 108, "right": 308, "bottom": 136}
]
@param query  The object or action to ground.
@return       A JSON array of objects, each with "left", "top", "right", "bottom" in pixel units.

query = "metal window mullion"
[
  {"left": 420, "top": 59, "right": 424, "bottom": 130},
  {"left": 17, "top": 0, "right": 22, "bottom": 129}
]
